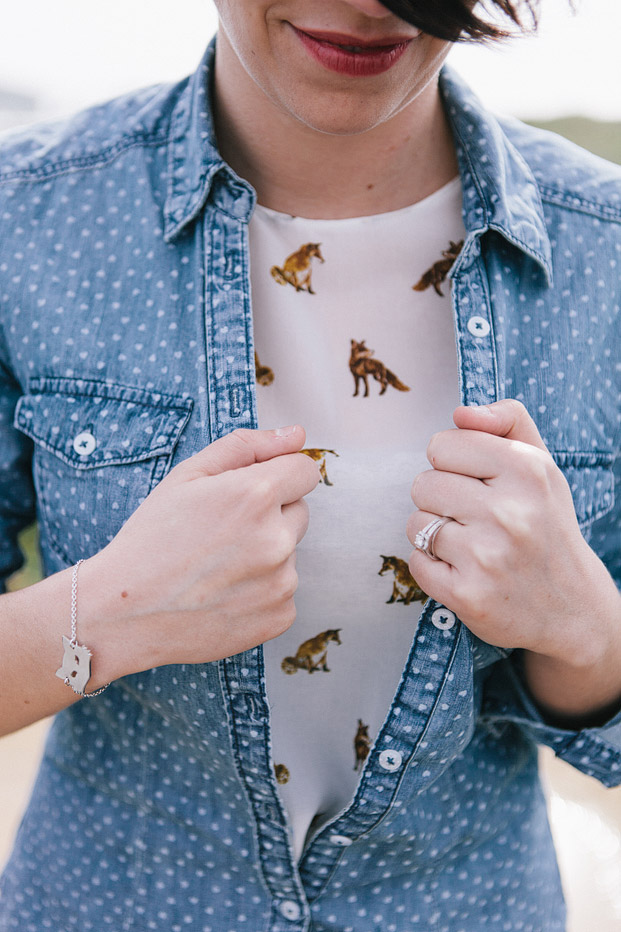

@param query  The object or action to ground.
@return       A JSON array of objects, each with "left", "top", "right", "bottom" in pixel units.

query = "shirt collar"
[
  {"left": 164, "top": 38, "right": 255, "bottom": 241},
  {"left": 440, "top": 65, "right": 552, "bottom": 283},
  {"left": 165, "top": 42, "right": 552, "bottom": 283}
]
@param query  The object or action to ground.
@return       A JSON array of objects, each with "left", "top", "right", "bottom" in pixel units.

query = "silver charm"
[{"left": 56, "top": 635, "right": 92, "bottom": 695}]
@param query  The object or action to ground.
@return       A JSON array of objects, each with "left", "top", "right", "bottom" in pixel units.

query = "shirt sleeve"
[
  {"left": 479, "top": 650, "right": 621, "bottom": 788},
  {"left": 0, "top": 337, "right": 36, "bottom": 593}
]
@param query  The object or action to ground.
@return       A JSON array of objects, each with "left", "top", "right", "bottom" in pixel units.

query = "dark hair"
[{"left": 380, "top": 1, "right": 540, "bottom": 42}]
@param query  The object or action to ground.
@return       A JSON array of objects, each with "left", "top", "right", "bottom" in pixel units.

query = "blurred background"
[{"left": 0, "top": 1, "right": 620, "bottom": 928}]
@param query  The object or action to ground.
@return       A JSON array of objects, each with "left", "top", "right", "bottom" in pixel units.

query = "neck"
[{"left": 213, "top": 37, "right": 459, "bottom": 220}]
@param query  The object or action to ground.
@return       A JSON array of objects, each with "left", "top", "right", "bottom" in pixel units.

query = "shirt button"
[
  {"left": 329, "top": 834, "right": 353, "bottom": 847},
  {"left": 467, "top": 315, "right": 491, "bottom": 337},
  {"left": 378, "top": 749, "right": 403, "bottom": 772},
  {"left": 279, "top": 900, "right": 301, "bottom": 922},
  {"left": 432, "top": 607, "right": 456, "bottom": 630},
  {"left": 72, "top": 431, "right": 97, "bottom": 456}
]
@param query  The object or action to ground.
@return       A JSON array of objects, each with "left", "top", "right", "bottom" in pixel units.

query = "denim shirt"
[{"left": 0, "top": 40, "right": 620, "bottom": 932}]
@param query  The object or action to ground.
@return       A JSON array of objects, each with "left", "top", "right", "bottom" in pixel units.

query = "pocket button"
[{"left": 72, "top": 431, "right": 97, "bottom": 456}]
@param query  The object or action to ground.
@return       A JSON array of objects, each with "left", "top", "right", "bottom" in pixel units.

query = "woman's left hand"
[{"left": 407, "top": 399, "right": 619, "bottom": 666}]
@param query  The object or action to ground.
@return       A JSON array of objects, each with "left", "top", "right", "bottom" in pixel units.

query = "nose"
[{"left": 340, "top": 0, "right": 392, "bottom": 18}]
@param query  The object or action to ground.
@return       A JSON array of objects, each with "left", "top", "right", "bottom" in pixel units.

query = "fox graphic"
[
  {"left": 379, "top": 555, "right": 427, "bottom": 605},
  {"left": 413, "top": 239, "right": 463, "bottom": 297},
  {"left": 281, "top": 629, "right": 342, "bottom": 675},
  {"left": 354, "top": 719, "right": 371, "bottom": 772},
  {"left": 300, "top": 448, "right": 339, "bottom": 486},
  {"left": 254, "top": 351, "right": 274, "bottom": 386},
  {"left": 349, "top": 339, "right": 410, "bottom": 397},
  {"left": 270, "top": 242, "right": 325, "bottom": 294},
  {"left": 274, "top": 763, "right": 290, "bottom": 785}
]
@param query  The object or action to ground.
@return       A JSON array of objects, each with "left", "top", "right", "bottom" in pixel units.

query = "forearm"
[{"left": 521, "top": 583, "right": 621, "bottom": 729}]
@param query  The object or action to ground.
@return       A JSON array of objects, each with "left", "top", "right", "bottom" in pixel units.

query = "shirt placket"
[
  {"left": 205, "top": 182, "right": 310, "bottom": 930},
  {"left": 297, "top": 232, "right": 501, "bottom": 902},
  {"left": 298, "top": 603, "right": 469, "bottom": 900}
]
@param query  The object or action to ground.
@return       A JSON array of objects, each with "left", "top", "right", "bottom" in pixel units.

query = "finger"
[
  {"left": 426, "top": 427, "right": 549, "bottom": 480},
  {"left": 406, "top": 522, "right": 458, "bottom": 609},
  {"left": 452, "top": 400, "right": 548, "bottom": 452},
  {"left": 411, "top": 468, "right": 486, "bottom": 522},
  {"left": 282, "top": 498, "right": 310, "bottom": 545},
  {"left": 178, "top": 425, "right": 307, "bottom": 480},
  {"left": 406, "top": 509, "right": 463, "bottom": 568},
  {"left": 248, "top": 450, "right": 321, "bottom": 506}
]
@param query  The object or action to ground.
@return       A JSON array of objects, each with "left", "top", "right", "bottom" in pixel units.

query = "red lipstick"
[{"left": 291, "top": 26, "right": 415, "bottom": 77}]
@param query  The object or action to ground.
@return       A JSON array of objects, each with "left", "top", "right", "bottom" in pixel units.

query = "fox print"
[
  {"left": 274, "top": 763, "right": 290, "bottom": 785},
  {"left": 281, "top": 629, "right": 342, "bottom": 674},
  {"left": 254, "top": 351, "right": 275, "bottom": 386},
  {"left": 349, "top": 340, "right": 410, "bottom": 397},
  {"left": 270, "top": 242, "right": 325, "bottom": 294},
  {"left": 412, "top": 239, "right": 463, "bottom": 297},
  {"left": 300, "top": 448, "right": 339, "bottom": 486},
  {"left": 354, "top": 720, "right": 371, "bottom": 772},
  {"left": 379, "top": 555, "right": 427, "bottom": 605}
]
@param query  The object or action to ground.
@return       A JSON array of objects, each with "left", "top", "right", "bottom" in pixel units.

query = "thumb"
[
  {"left": 178, "top": 424, "right": 307, "bottom": 479},
  {"left": 453, "top": 400, "right": 548, "bottom": 452}
]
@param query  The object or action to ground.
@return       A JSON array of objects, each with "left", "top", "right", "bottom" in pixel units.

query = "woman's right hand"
[{"left": 80, "top": 424, "right": 319, "bottom": 679}]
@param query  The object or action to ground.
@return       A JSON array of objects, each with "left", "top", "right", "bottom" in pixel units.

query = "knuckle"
[
  {"left": 248, "top": 475, "right": 277, "bottom": 509},
  {"left": 270, "top": 602, "right": 297, "bottom": 639},
  {"left": 426, "top": 433, "right": 441, "bottom": 466},
  {"left": 269, "top": 526, "right": 295, "bottom": 565}
]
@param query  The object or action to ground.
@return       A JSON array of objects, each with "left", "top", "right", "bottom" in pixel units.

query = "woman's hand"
[
  {"left": 80, "top": 425, "right": 320, "bottom": 678},
  {"left": 407, "top": 400, "right": 619, "bottom": 669}
]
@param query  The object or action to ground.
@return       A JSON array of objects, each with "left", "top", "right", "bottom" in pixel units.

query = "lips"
[{"left": 291, "top": 26, "right": 416, "bottom": 77}]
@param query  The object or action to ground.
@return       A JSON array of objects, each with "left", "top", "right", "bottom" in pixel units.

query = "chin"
[{"left": 286, "top": 98, "right": 401, "bottom": 137}]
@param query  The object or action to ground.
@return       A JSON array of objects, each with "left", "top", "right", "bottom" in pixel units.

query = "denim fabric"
[{"left": 0, "top": 40, "right": 619, "bottom": 932}]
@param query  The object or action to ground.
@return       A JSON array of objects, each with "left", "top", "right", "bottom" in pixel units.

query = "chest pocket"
[{"left": 14, "top": 376, "right": 192, "bottom": 566}]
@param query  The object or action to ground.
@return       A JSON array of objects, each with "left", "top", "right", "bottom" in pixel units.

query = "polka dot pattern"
[{"left": 0, "top": 46, "right": 619, "bottom": 931}]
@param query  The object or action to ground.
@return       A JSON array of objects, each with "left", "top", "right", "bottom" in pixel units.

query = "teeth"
[{"left": 340, "top": 45, "right": 366, "bottom": 52}]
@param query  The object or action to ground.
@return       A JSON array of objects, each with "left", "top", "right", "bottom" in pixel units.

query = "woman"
[{"left": 0, "top": 1, "right": 619, "bottom": 929}]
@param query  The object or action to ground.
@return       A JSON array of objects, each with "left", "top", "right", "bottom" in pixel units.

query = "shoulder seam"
[
  {"left": 0, "top": 130, "right": 169, "bottom": 186},
  {"left": 539, "top": 185, "right": 621, "bottom": 223}
]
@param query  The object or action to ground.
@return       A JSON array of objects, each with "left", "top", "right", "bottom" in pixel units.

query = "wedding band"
[{"left": 414, "top": 516, "right": 454, "bottom": 561}]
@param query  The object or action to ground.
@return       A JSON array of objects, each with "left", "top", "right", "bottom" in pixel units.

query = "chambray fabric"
[{"left": 0, "top": 40, "right": 620, "bottom": 932}]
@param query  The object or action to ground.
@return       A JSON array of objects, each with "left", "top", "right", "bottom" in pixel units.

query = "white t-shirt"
[{"left": 249, "top": 177, "right": 465, "bottom": 860}]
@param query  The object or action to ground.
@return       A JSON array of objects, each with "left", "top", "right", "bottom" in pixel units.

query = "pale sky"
[{"left": 0, "top": 0, "right": 619, "bottom": 126}]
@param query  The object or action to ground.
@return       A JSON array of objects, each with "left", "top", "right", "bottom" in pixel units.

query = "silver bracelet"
[{"left": 55, "top": 559, "right": 110, "bottom": 697}]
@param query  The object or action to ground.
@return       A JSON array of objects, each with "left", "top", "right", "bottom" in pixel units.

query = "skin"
[
  {"left": 407, "top": 401, "right": 621, "bottom": 726},
  {"left": 212, "top": 0, "right": 459, "bottom": 216},
  {"left": 1, "top": 0, "right": 619, "bottom": 736},
  {"left": 0, "top": 427, "right": 319, "bottom": 736}
]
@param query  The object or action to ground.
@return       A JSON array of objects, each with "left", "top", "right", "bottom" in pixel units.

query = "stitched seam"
[
  {"left": 0, "top": 132, "right": 169, "bottom": 185},
  {"left": 539, "top": 186, "right": 621, "bottom": 222}
]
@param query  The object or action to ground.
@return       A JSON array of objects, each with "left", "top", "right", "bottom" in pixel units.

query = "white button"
[
  {"left": 378, "top": 749, "right": 403, "bottom": 772},
  {"left": 72, "top": 431, "right": 97, "bottom": 456},
  {"left": 279, "top": 900, "right": 301, "bottom": 922},
  {"left": 329, "top": 834, "right": 353, "bottom": 847},
  {"left": 431, "top": 607, "right": 456, "bottom": 630},
  {"left": 467, "top": 315, "right": 491, "bottom": 337}
]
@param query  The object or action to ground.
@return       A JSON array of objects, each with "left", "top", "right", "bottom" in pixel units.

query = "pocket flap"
[{"left": 14, "top": 376, "right": 192, "bottom": 470}]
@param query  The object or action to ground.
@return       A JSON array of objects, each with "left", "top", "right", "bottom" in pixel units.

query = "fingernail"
[{"left": 274, "top": 425, "right": 298, "bottom": 438}]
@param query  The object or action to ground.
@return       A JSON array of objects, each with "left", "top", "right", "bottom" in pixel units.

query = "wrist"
[{"left": 75, "top": 552, "right": 148, "bottom": 687}]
